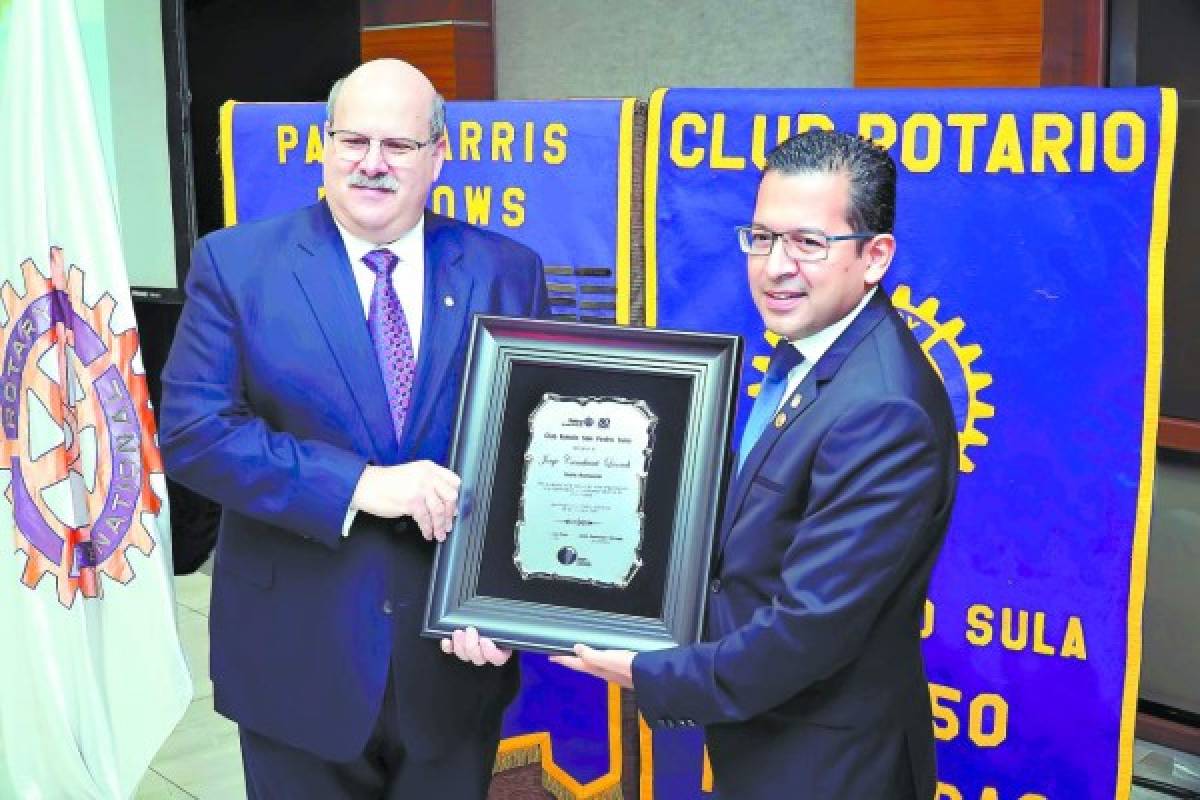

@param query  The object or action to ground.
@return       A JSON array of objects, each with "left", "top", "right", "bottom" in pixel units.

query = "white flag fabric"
[{"left": 0, "top": 0, "right": 193, "bottom": 797}]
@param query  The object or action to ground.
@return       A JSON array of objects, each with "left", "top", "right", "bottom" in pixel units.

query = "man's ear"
[
  {"left": 430, "top": 135, "right": 448, "bottom": 183},
  {"left": 863, "top": 233, "right": 896, "bottom": 286}
]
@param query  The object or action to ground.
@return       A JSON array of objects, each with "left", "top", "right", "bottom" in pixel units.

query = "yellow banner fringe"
[{"left": 493, "top": 743, "right": 624, "bottom": 800}]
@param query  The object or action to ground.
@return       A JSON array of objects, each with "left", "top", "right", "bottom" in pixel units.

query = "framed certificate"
[{"left": 422, "top": 316, "right": 741, "bottom": 654}]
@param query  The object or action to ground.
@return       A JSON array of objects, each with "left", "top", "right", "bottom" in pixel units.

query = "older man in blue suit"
[
  {"left": 161, "top": 59, "right": 548, "bottom": 798},
  {"left": 552, "top": 131, "right": 959, "bottom": 799}
]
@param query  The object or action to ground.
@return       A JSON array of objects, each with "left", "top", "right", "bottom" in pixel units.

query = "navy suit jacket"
[
  {"left": 160, "top": 202, "right": 549, "bottom": 761},
  {"left": 633, "top": 291, "right": 958, "bottom": 800}
]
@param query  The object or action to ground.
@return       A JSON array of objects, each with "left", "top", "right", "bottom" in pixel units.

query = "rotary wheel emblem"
[
  {"left": 746, "top": 286, "right": 995, "bottom": 473},
  {"left": 1, "top": 248, "right": 162, "bottom": 607},
  {"left": 891, "top": 284, "right": 994, "bottom": 473}
]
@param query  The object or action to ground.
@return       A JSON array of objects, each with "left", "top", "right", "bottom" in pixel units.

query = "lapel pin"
[
  {"left": 774, "top": 412, "right": 787, "bottom": 429},
  {"left": 443, "top": 295, "right": 455, "bottom": 307}
]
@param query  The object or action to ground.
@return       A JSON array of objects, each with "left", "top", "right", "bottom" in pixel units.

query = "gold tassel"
[
  {"left": 492, "top": 742, "right": 543, "bottom": 774},
  {"left": 492, "top": 740, "right": 624, "bottom": 799}
]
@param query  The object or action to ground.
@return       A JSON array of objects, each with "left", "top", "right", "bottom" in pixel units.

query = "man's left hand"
[
  {"left": 549, "top": 644, "right": 635, "bottom": 689},
  {"left": 441, "top": 626, "right": 513, "bottom": 666}
]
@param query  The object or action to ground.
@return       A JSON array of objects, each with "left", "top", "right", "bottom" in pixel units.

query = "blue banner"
[
  {"left": 644, "top": 87, "right": 1174, "bottom": 800},
  {"left": 220, "top": 99, "right": 635, "bottom": 323}
]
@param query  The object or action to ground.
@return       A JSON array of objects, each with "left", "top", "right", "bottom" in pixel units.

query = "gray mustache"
[{"left": 348, "top": 173, "right": 399, "bottom": 191}]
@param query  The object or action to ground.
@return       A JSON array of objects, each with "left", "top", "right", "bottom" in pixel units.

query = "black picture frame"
[{"left": 422, "top": 316, "right": 742, "bottom": 654}]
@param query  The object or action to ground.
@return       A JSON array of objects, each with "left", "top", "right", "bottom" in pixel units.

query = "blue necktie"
[{"left": 738, "top": 343, "right": 803, "bottom": 470}]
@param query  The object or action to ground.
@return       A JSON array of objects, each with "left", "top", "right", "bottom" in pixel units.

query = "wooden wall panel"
[
  {"left": 855, "top": 0, "right": 1043, "bottom": 87},
  {"left": 361, "top": 0, "right": 490, "bottom": 27},
  {"left": 452, "top": 27, "right": 496, "bottom": 100},
  {"left": 360, "top": 25, "right": 494, "bottom": 99},
  {"left": 362, "top": 26, "right": 457, "bottom": 93},
  {"left": 1161, "top": 419, "right": 1200, "bottom": 454},
  {"left": 1042, "top": 0, "right": 1107, "bottom": 85}
]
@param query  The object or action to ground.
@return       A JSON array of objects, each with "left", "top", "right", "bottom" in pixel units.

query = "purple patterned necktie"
[{"left": 363, "top": 248, "right": 416, "bottom": 442}]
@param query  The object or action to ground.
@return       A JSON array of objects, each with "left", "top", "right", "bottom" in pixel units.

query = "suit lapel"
[
  {"left": 290, "top": 203, "right": 396, "bottom": 462},
  {"left": 715, "top": 290, "right": 893, "bottom": 561},
  {"left": 717, "top": 376, "right": 822, "bottom": 556},
  {"left": 401, "top": 212, "right": 476, "bottom": 453}
]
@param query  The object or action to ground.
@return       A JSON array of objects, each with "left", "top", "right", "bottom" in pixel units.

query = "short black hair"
[{"left": 764, "top": 129, "right": 897, "bottom": 236}]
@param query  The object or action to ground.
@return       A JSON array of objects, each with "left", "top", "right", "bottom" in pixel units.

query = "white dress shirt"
[
  {"left": 333, "top": 215, "right": 426, "bottom": 359},
  {"left": 777, "top": 286, "right": 879, "bottom": 408},
  {"left": 332, "top": 216, "right": 428, "bottom": 535}
]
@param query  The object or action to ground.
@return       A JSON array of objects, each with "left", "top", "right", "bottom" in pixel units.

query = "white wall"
[
  {"left": 495, "top": 0, "right": 854, "bottom": 99},
  {"left": 0, "top": 0, "right": 177, "bottom": 290},
  {"left": 97, "top": 0, "right": 177, "bottom": 291},
  {"left": 1142, "top": 457, "right": 1200, "bottom": 716}
]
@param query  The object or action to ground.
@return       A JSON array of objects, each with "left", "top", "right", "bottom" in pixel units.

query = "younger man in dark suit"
[{"left": 552, "top": 130, "right": 959, "bottom": 799}]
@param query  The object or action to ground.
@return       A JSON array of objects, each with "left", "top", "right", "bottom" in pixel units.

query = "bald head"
[
  {"left": 322, "top": 59, "right": 448, "bottom": 243},
  {"left": 326, "top": 59, "right": 445, "bottom": 141}
]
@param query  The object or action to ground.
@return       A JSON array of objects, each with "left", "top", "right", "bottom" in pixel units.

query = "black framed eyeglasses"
[
  {"left": 735, "top": 225, "right": 876, "bottom": 262},
  {"left": 327, "top": 129, "right": 436, "bottom": 165}
]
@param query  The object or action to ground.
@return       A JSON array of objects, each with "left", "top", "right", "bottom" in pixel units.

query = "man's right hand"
[{"left": 350, "top": 461, "right": 461, "bottom": 542}]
